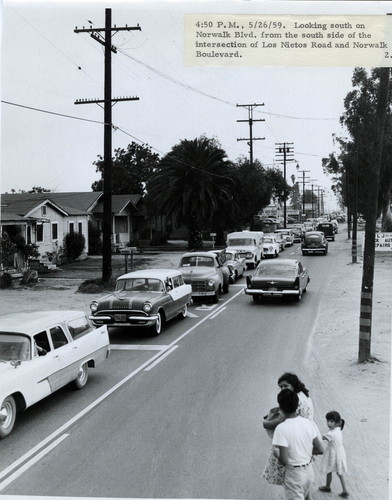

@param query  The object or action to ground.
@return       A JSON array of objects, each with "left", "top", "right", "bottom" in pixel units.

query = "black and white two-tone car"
[
  {"left": 90, "top": 269, "right": 192, "bottom": 336},
  {"left": 245, "top": 259, "right": 310, "bottom": 303}
]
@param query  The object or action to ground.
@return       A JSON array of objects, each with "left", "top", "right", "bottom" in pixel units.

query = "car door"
[
  {"left": 297, "top": 262, "right": 308, "bottom": 289},
  {"left": 46, "top": 325, "right": 76, "bottom": 391},
  {"left": 7, "top": 331, "right": 54, "bottom": 408},
  {"left": 167, "top": 274, "right": 191, "bottom": 318},
  {"left": 66, "top": 315, "right": 109, "bottom": 370}
]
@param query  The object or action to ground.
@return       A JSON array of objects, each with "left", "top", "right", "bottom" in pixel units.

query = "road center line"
[
  {"left": 110, "top": 344, "right": 168, "bottom": 351},
  {"left": 144, "top": 345, "right": 178, "bottom": 371},
  {"left": 0, "top": 434, "right": 69, "bottom": 492},
  {"left": 209, "top": 306, "right": 227, "bottom": 319}
]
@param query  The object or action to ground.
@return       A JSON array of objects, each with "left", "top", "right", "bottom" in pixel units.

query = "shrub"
[
  {"left": 63, "top": 232, "right": 86, "bottom": 262},
  {"left": 0, "top": 272, "right": 13, "bottom": 289}
]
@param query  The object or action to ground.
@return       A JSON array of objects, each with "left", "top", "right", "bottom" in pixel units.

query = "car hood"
[
  {"left": 180, "top": 267, "right": 218, "bottom": 280},
  {"left": 95, "top": 291, "right": 163, "bottom": 311}
]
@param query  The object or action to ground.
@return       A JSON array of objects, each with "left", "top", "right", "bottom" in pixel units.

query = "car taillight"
[
  {"left": 294, "top": 277, "right": 299, "bottom": 289},
  {"left": 246, "top": 276, "right": 252, "bottom": 287}
]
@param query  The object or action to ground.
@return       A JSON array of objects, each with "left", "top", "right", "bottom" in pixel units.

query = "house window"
[
  {"left": 41, "top": 206, "right": 47, "bottom": 216},
  {"left": 69, "top": 222, "right": 74, "bottom": 234},
  {"left": 36, "top": 224, "right": 43, "bottom": 242},
  {"left": 78, "top": 222, "right": 83, "bottom": 234},
  {"left": 51, "top": 222, "right": 58, "bottom": 241}
]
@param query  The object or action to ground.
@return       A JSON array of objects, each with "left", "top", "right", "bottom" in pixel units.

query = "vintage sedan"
[
  {"left": 210, "top": 249, "right": 246, "bottom": 282},
  {"left": 90, "top": 269, "right": 192, "bottom": 336},
  {"left": 302, "top": 231, "right": 328, "bottom": 255},
  {"left": 0, "top": 310, "right": 110, "bottom": 438},
  {"left": 262, "top": 235, "right": 280, "bottom": 258},
  {"left": 245, "top": 259, "right": 310, "bottom": 302},
  {"left": 274, "top": 229, "right": 294, "bottom": 247},
  {"left": 179, "top": 252, "right": 230, "bottom": 302}
]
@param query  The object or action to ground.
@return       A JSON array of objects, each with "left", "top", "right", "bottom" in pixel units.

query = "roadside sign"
[{"left": 375, "top": 232, "right": 392, "bottom": 252}]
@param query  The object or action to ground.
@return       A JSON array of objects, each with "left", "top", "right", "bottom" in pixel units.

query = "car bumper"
[
  {"left": 245, "top": 288, "right": 300, "bottom": 297},
  {"left": 89, "top": 314, "right": 159, "bottom": 327},
  {"left": 302, "top": 247, "right": 326, "bottom": 253},
  {"left": 191, "top": 291, "right": 216, "bottom": 296}
]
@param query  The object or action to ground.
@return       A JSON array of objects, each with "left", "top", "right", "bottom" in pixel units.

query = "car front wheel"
[
  {"left": 0, "top": 395, "right": 16, "bottom": 439},
  {"left": 74, "top": 363, "right": 89, "bottom": 390},
  {"left": 151, "top": 311, "right": 163, "bottom": 336}
]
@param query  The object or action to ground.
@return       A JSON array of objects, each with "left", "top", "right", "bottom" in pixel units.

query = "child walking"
[{"left": 319, "top": 411, "right": 349, "bottom": 498}]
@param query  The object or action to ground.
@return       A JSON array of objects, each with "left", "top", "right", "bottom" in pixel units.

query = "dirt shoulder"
[{"left": 309, "top": 241, "right": 391, "bottom": 499}]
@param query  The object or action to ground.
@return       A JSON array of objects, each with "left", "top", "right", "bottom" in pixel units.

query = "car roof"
[
  {"left": 181, "top": 252, "right": 216, "bottom": 258},
  {"left": 0, "top": 310, "right": 87, "bottom": 335},
  {"left": 118, "top": 269, "right": 182, "bottom": 280},
  {"left": 258, "top": 258, "right": 299, "bottom": 267},
  {"left": 305, "top": 231, "right": 324, "bottom": 235}
]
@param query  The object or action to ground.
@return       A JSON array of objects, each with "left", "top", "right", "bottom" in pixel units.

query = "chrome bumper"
[{"left": 245, "top": 288, "right": 299, "bottom": 296}]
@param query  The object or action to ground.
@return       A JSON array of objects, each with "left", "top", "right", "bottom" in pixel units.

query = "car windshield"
[
  {"left": 224, "top": 253, "right": 234, "bottom": 260},
  {"left": 0, "top": 333, "right": 30, "bottom": 361},
  {"left": 264, "top": 237, "right": 275, "bottom": 243},
  {"left": 115, "top": 278, "right": 165, "bottom": 292},
  {"left": 180, "top": 256, "right": 215, "bottom": 267},
  {"left": 228, "top": 238, "right": 255, "bottom": 246},
  {"left": 305, "top": 234, "right": 322, "bottom": 242},
  {"left": 255, "top": 264, "right": 296, "bottom": 277}
]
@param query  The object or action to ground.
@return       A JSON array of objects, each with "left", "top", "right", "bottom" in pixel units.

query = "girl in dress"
[
  {"left": 319, "top": 411, "right": 349, "bottom": 498},
  {"left": 262, "top": 373, "right": 314, "bottom": 485}
]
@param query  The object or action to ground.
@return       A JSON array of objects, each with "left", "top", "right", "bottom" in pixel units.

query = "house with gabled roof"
[
  {"left": 0, "top": 192, "right": 95, "bottom": 262},
  {"left": 91, "top": 193, "right": 145, "bottom": 248},
  {"left": 0, "top": 191, "right": 147, "bottom": 264}
]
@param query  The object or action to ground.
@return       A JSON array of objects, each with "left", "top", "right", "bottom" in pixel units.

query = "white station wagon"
[{"left": 0, "top": 310, "right": 110, "bottom": 438}]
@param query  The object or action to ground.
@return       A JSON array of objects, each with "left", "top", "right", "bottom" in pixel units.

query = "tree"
[
  {"left": 92, "top": 142, "right": 160, "bottom": 195},
  {"left": 229, "top": 158, "right": 271, "bottom": 229},
  {"left": 324, "top": 68, "right": 392, "bottom": 224},
  {"left": 325, "top": 67, "right": 391, "bottom": 362},
  {"left": 146, "top": 137, "right": 234, "bottom": 249}
]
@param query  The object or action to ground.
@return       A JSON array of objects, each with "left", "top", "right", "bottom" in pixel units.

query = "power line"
[{"left": 1, "top": 100, "right": 104, "bottom": 125}]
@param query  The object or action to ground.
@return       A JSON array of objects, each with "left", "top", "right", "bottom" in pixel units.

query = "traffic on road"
[{"left": 0, "top": 227, "right": 341, "bottom": 499}]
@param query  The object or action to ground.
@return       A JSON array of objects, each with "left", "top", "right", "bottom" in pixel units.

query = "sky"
[{"left": 2, "top": 0, "right": 392, "bottom": 212}]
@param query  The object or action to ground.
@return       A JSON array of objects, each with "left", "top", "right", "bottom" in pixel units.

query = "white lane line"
[
  {"left": 0, "top": 434, "right": 69, "bottom": 492},
  {"left": 209, "top": 306, "right": 227, "bottom": 320},
  {"left": 110, "top": 344, "right": 168, "bottom": 351},
  {"left": 0, "top": 288, "right": 246, "bottom": 486},
  {"left": 0, "top": 349, "right": 167, "bottom": 484},
  {"left": 144, "top": 345, "right": 178, "bottom": 371}
]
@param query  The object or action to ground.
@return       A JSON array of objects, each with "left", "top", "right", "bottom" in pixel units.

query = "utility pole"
[
  {"left": 296, "top": 165, "right": 310, "bottom": 222},
  {"left": 275, "top": 143, "right": 294, "bottom": 228},
  {"left": 237, "top": 103, "right": 265, "bottom": 165},
  {"left": 74, "top": 9, "right": 141, "bottom": 285}
]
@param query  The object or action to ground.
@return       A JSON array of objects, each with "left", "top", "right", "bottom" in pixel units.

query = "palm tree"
[{"left": 146, "top": 137, "right": 235, "bottom": 248}]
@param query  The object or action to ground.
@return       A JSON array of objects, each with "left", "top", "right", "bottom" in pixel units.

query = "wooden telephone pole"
[
  {"left": 75, "top": 9, "right": 141, "bottom": 285},
  {"left": 236, "top": 103, "right": 265, "bottom": 165}
]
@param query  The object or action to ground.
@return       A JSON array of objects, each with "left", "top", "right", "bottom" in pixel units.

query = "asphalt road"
[{"left": 0, "top": 236, "right": 341, "bottom": 499}]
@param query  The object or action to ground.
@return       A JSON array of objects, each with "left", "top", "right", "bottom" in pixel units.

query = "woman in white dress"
[{"left": 262, "top": 372, "right": 314, "bottom": 485}]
